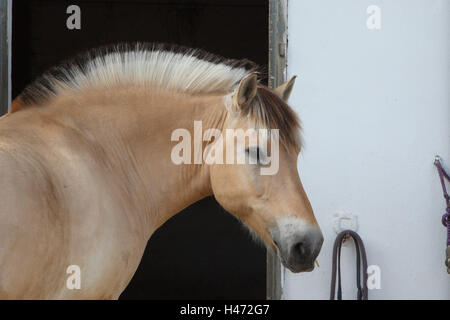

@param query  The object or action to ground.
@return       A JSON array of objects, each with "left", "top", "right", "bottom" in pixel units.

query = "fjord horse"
[{"left": 0, "top": 44, "right": 323, "bottom": 299}]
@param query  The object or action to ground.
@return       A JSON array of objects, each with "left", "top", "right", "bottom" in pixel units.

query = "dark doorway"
[{"left": 12, "top": 0, "right": 268, "bottom": 299}]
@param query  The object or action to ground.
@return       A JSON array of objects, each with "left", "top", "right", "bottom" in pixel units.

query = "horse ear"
[
  {"left": 234, "top": 72, "right": 258, "bottom": 109},
  {"left": 275, "top": 76, "right": 297, "bottom": 101}
]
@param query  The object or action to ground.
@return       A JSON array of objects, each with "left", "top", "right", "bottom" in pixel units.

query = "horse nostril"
[
  {"left": 279, "top": 226, "right": 323, "bottom": 272},
  {"left": 293, "top": 241, "right": 307, "bottom": 257}
]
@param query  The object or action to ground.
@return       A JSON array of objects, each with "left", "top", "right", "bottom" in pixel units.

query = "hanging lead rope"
[
  {"left": 434, "top": 156, "right": 450, "bottom": 274},
  {"left": 330, "top": 230, "right": 368, "bottom": 300}
]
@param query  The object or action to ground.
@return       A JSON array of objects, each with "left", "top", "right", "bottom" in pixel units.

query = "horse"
[{"left": 0, "top": 43, "right": 323, "bottom": 299}]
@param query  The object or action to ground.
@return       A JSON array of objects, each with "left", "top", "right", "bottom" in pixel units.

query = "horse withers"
[{"left": 0, "top": 44, "right": 323, "bottom": 299}]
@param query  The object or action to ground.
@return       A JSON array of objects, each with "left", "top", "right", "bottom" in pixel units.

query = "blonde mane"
[
  {"left": 16, "top": 43, "right": 258, "bottom": 107},
  {"left": 13, "top": 43, "right": 301, "bottom": 151}
]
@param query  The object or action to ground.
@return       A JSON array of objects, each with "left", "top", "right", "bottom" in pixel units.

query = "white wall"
[{"left": 285, "top": 0, "right": 450, "bottom": 299}]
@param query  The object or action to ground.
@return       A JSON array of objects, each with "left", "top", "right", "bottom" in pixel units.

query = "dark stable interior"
[{"left": 12, "top": 0, "right": 268, "bottom": 299}]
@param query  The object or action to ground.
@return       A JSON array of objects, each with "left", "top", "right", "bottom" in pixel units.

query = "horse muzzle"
[{"left": 271, "top": 218, "right": 324, "bottom": 273}]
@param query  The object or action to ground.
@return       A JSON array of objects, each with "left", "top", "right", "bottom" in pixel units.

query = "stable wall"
[{"left": 285, "top": 0, "right": 450, "bottom": 299}]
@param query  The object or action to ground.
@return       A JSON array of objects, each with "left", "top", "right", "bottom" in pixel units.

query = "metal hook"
[{"left": 435, "top": 155, "right": 441, "bottom": 165}]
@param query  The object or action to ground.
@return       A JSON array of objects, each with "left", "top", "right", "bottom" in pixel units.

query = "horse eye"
[{"left": 245, "top": 147, "right": 261, "bottom": 164}]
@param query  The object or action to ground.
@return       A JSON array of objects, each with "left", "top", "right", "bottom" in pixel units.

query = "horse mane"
[
  {"left": 13, "top": 42, "right": 301, "bottom": 150},
  {"left": 15, "top": 43, "right": 258, "bottom": 107}
]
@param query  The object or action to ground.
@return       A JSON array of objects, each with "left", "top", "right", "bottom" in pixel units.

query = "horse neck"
[{"left": 46, "top": 86, "right": 228, "bottom": 234}]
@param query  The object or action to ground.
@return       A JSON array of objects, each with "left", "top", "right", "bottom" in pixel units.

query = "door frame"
[
  {"left": 267, "top": 0, "right": 287, "bottom": 300},
  {"left": 0, "top": 0, "right": 11, "bottom": 115},
  {"left": 0, "top": 0, "right": 286, "bottom": 299}
]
